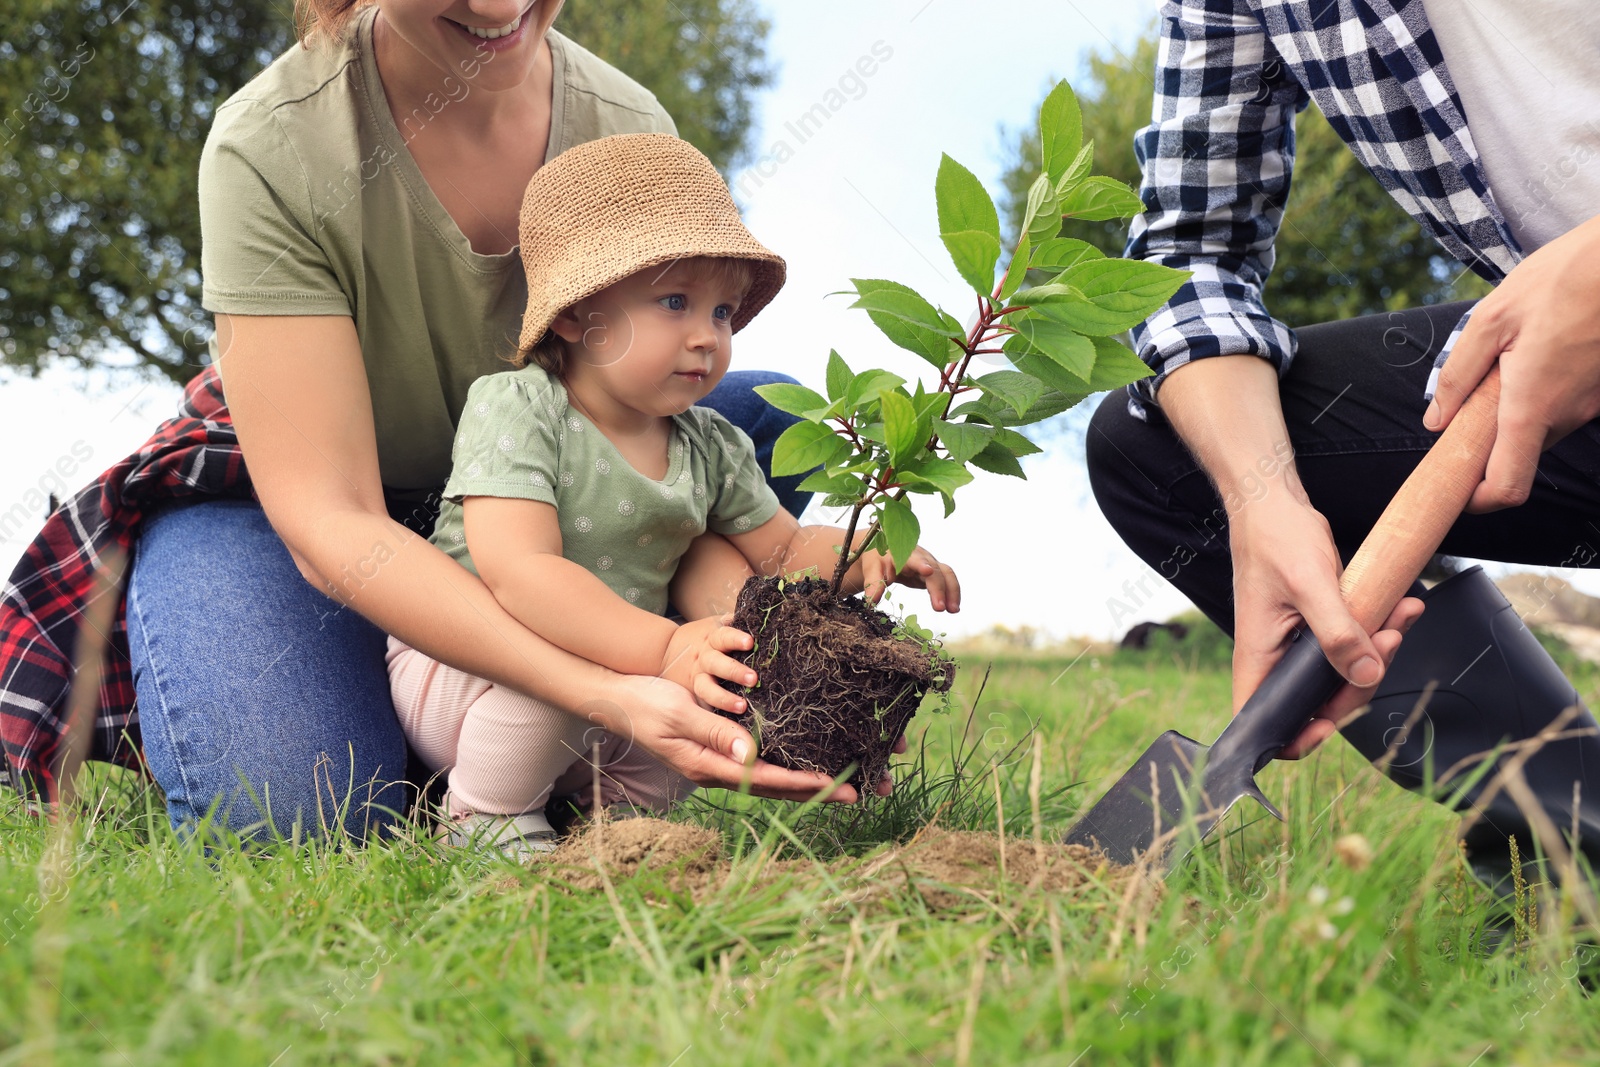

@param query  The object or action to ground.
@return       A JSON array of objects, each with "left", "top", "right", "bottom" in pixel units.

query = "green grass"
[{"left": 2, "top": 648, "right": 1597, "bottom": 1066}]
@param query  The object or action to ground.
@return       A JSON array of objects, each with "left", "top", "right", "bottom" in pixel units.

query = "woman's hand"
[
  {"left": 859, "top": 545, "right": 962, "bottom": 612},
  {"left": 595, "top": 674, "right": 906, "bottom": 802},
  {"left": 1230, "top": 494, "right": 1425, "bottom": 757},
  {"left": 659, "top": 615, "right": 757, "bottom": 715},
  {"left": 1426, "top": 214, "right": 1600, "bottom": 512}
]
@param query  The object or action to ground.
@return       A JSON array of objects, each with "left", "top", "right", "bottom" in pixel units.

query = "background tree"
[
  {"left": 1000, "top": 34, "right": 1490, "bottom": 331},
  {"left": 0, "top": 0, "right": 772, "bottom": 384}
]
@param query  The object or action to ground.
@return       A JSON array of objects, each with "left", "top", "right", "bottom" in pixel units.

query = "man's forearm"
[{"left": 1156, "top": 355, "right": 1306, "bottom": 514}]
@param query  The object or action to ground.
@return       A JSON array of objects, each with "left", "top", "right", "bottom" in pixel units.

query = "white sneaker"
[{"left": 441, "top": 805, "right": 560, "bottom": 861}]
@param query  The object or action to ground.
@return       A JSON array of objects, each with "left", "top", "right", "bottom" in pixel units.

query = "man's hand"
[
  {"left": 1231, "top": 494, "right": 1425, "bottom": 757},
  {"left": 1426, "top": 214, "right": 1600, "bottom": 512}
]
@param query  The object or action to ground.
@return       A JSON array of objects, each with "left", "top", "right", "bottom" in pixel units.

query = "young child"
[{"left": 386, "top": 133, "right": 960, "bottom": 858}]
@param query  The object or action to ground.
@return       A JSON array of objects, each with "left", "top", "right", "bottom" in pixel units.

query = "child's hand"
[
  {"left": 859, "top": 546, "right": 961, "bottom": 612},
  {"left": 660, "top": 614, "right": 759, "bottom": 715}
]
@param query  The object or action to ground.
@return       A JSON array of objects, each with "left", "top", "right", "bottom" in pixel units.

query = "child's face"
[{"left": 553, "top": 261, "right": 746, "bottom": 418}]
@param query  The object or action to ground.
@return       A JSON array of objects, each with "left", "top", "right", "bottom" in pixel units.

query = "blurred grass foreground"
[{"left": 2, "top": 632, "right": 1598, "bottom": 1066}]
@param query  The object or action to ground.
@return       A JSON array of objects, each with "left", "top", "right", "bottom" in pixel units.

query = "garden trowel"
[{"left": 1065, "top": 368, "right": 1504, "bottom": 871}]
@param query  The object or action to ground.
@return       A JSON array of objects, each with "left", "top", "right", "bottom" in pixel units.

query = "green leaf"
[
  {"left": 770, "top": 420, "right": 848, "bottom": 476},
  {"left": 754, "top": 382, "right": 829, "bottom": 420},
  {"left": 1004, "top": 389, "right": 1088, "bottom": 426},
  {"left": 879, "top": 497, "right": 921, "bottom": 569},
  {"left": 1057, "top": 175, "right": 1145, "bottom": 221},
  {"left": 974, "top": 369, "right": 1045, "bottom": 416},
  {"left": 997, "top": 231, "right": 1030, "bottom": 305},
  {"left": 796, "top": 469, "right": 866, "bottom": 497},
  {"left": 934, "top": 419, "right": 996, "bottom": 464},
  {"left": 1039, "top": 80, "right": 1084, "bottom": 181},
  {"left": 993, "top": 426, "right": 1043, "bottom": 457},
  {"left": 1008, "top": 345, "right": 1095, "bottom": 398},
  {"left": 1029, "top": 237, "right": 1103, "bottom": 273},
  {"left": 850, "top": 278, "right": 963, "bottom": 368},
  {"left": 1056, "top": 141, "right": 1095, "bottom": 191},
  {"left": 911, "top": 386, "right": 946, "bottom": 425},
  {"left": 1036, "top": 258, "right": 1190, "bottom": 335},
  {"left": 824, "top": 350, "right": 853, "bottom": 403},
  {"left": 1023, "top": 172, "right": 1064, "bottom": 249},
  {"left": 935, "top": 154, "right": 1003, "bottom": 296},
  {"left": 1009, "top": 312, "right": 1095, "bottom": 380},
  {"left": 880, "top": 390, "right": 922, "bottom": 469},
  {"left": 845, "top": 368, "right": 908, "bottom": 410},
  {"left": 1087, "top": 335, "right": 1156, "bottom": 391},
  {"left": 897, "top": 455, "right": 974, "bottom": 497},
  {"left": 850, "top": 280, "right": 953, "bottom": 334},
  {"left": 970, "top": 440, "right": 1027, "bottom": 479},
  {"left": 1012, "top": 281, "right": 1085, "bottom": 306}
]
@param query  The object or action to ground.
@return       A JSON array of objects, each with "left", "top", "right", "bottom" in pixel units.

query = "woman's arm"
[{"left": 215, "top": 313, "right": 868, "bottom": 803}]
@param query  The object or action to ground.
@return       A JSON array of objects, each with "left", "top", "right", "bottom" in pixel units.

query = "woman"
[{"left": 36, "top": 0, "right": 886, "bottom": 841}]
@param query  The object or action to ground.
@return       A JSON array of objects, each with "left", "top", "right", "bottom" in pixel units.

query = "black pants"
[{"left": 1087, "top": 300, "right": 1600, "bottom": 637}]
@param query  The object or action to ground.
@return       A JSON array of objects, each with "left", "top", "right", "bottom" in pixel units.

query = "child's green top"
[
  {"left": 196, "top": 5, "right": 675, "bottom": 494},
  {"left": 432, "top": 367, "right": 781, "bottom": 616}
]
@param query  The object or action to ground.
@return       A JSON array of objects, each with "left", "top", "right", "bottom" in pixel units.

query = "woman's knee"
[{"left": 129, "top": 501, "right": 411, "bottom": 845}]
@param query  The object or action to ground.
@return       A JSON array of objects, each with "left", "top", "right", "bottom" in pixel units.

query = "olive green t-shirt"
[
  {"left": 196, "top": 6, "right": 675, "bottom": 493},
  {"left": 432, "top": 367, "right": 781, "bottom": 616}
]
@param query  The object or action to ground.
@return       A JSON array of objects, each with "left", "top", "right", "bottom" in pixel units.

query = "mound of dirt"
[
  {"left": 549, "top": 816, "right": 728, "bottom": 895},
  {"left": 859, "top": 828, "right": 1125, "bottom": 912},
  {"left": 531, "top": 816, "right": 1135, "bottom": 916}
]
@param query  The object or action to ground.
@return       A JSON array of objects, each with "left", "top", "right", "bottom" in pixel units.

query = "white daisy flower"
[
  {"left": 637, "top": 534, "right": 653, "bottom": 547},
  {"left": 724, "top": 473, "right": 736, "bottom": 489},
  {"left": 559, "top": 472, "right": 575, "bottom": 487},
  {"left": 597, "top": 556, "right": 614, "bottom": 570},
  {"left": 659, "top": 484, "right": 675, "bottom": 499},
  {"left": 530, "top": 472, "right": 547, "bottom": 488},
  {"left": 595, "top": 458, "right": 611, "bottom": 475},
  {"left": 450, "top": 529, "right": 465, "bottom": 545},
  {"left": 625, "top": 588, "right": 640, "bottom": 603},
  {"left": 574, "top": 516, "right": 593, "bottom": 533},
  {"left": 680, "top": 518, "right": 698, "bottom": 531},
  {"left": 734, "top": 515, "right": 753, "bottom": 531},
  {"left": 618, "top": 500, "right": 635, "bottom": 516},
  {"left": 474, "top": 401, "right": 489, "bottom": 417},
  {"left": 692, "top": 483, "right": 706, "bottom": 498},
  {"left": 497, "top": 434, "right": 515, "bottom": 453},
  {"left": 567, "top": 416, "right": 583, "bottom": 433},
  {"left": 466, "top": 461, "right": 482, "bottom": 479}
]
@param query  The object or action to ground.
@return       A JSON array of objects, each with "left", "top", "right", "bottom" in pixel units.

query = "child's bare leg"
[{"left": 389, "top": 637, "right": 595, "bottom": 817}]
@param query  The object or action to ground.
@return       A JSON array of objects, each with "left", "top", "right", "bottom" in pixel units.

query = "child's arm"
[
  {"left": 722, "top": 509, "right": 961, "bottom": 612},
  {"left": 465, "top": 495, "right": 755, "bottom": 710}
]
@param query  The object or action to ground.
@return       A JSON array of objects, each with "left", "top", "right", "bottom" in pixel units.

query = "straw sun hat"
[{"left": 516, "top": 133, "right": 787, "bottom": 357}]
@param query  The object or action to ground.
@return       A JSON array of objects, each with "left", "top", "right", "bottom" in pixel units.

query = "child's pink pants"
[{"left": 386, "top": 637, "right": 698, "bottom": 818}]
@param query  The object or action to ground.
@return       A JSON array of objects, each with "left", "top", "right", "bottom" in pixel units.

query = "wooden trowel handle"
[{"left": 1338, "top": 365, "right": 1502, "bottom": 631}]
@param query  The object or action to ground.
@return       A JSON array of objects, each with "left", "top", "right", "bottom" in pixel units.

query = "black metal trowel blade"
[
  {"left": 1061, "top": 730, "right": 1281, "bottom": 870},
  {"left": 1063, "top": 630, "right": 1345, "bottom": 872}
]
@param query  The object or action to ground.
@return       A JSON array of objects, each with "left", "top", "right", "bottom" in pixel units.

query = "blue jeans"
[{"left": 127, "top": 371, "right": 809, "bottom": 842}]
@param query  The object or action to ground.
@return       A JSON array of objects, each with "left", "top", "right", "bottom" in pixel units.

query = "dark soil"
[{"left": 716, "top": 575, "right": 954, "bottom": 791}]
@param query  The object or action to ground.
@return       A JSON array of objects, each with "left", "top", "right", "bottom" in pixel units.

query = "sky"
[{"left": 3, "top": 0, "right": 1597, "bottom": 643}]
